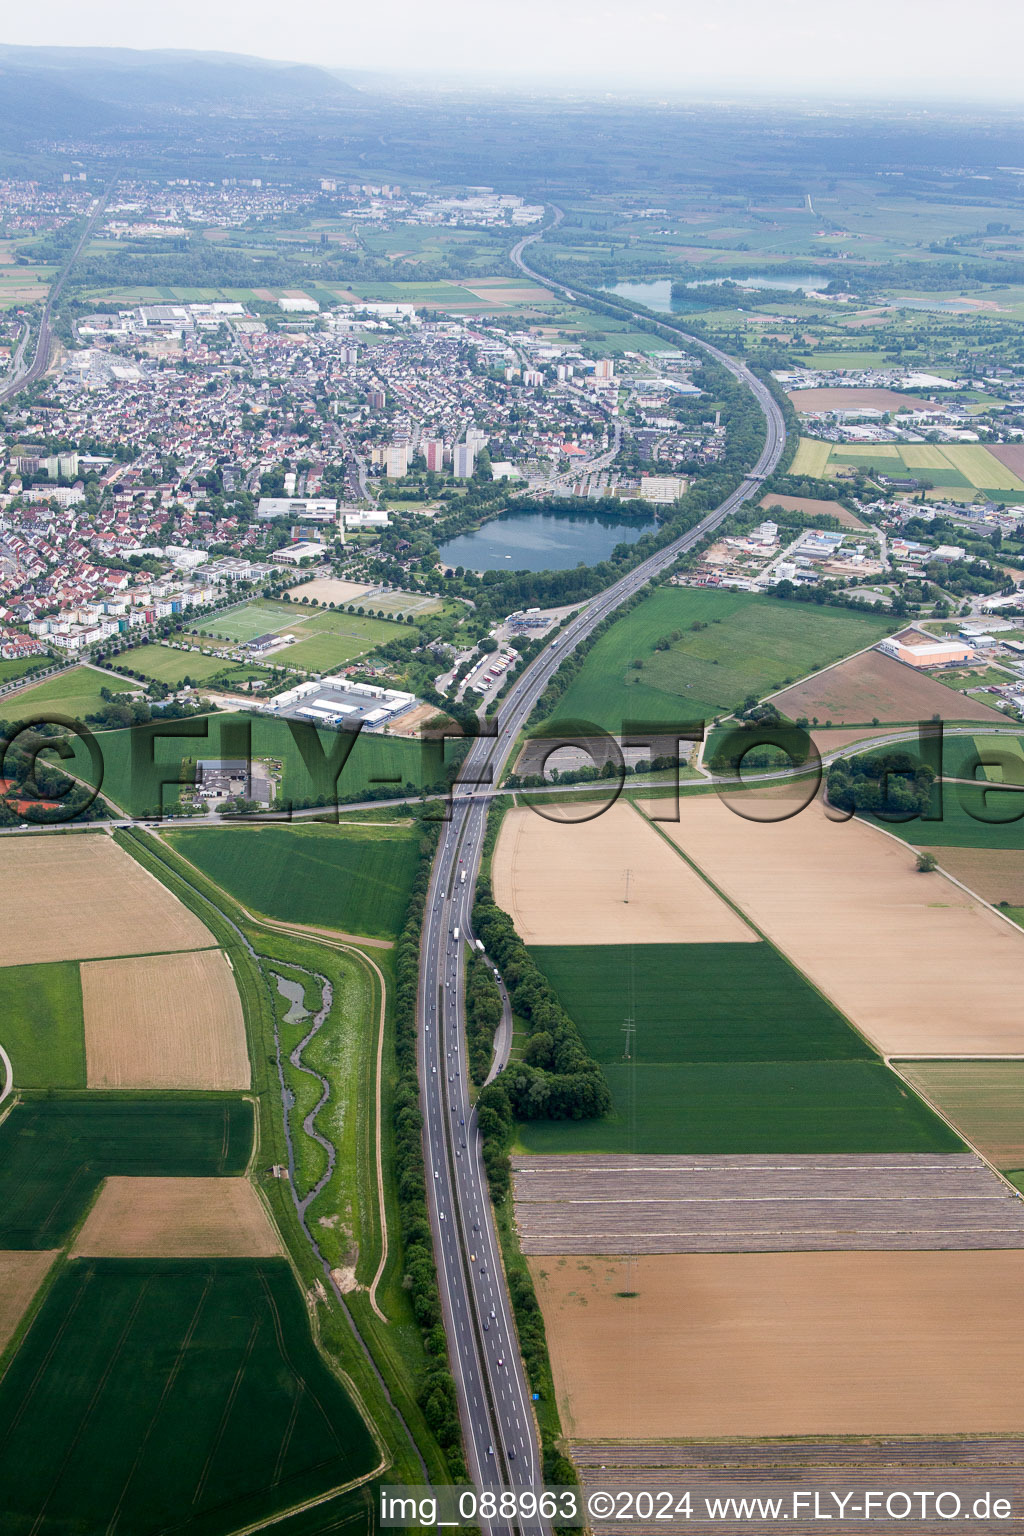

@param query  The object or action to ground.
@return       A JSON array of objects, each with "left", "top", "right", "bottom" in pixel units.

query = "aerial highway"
[
  {"left": 416, "top": 221, "right": 787, "bottom": 1533},
  {"left": 0, "top": 187, "right": 111, "bottom": 406}
]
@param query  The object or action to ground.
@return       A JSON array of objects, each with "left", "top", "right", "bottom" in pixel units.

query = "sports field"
[
  {"left": 166, "top": 820, "right": 421, "bottom": 938},
  {"left": 81, "top": 949, "right": 250, "bottom": 1090},
  {"left": 73, "top": 1177, "right": 282, "bottom": 1257},
  {"left": 113, "top": 643, "right": 255, "bottom": 688},
  {"left": 645, "top": 794, "right": 1024, "bottom": 1056},
  {"left": 193, "top": 598, "right": 398, "bottom": 671},
  {"left": 532, "top": 1251, "right": 1024, "bottom": 1438},
  {"left": 0, "top": 1099, "right": 253, "bottom": 1248},
  {"left": 0, "top": 1251, "right": 56, "bottom": 1354},
  {"left": 0, "top": 961, "right": 85, "bottom": 1088},
  {"left": 0, "top": 834, "right": 213, "bottom": 965},
  {"left": 790, "top": 437, "right": 1024, "bottom": 496},
  {"left": 0, "top": 665, "right": 126, "bottom": 724},
  {"left": 0, "top": 1258, "right": 378, "bottom": 1534},
  {"left": 540, "top": 587, "right": 891, "bottom": 733},
  {"left": 773, "top": 649, "right": 1004, "bottom": 726},
  {"left": 492, "top": 802, "right": 756, "bottom": 945},
  {"left": 895, "top": 1061, "right": 1024, "bottom": 1172}
]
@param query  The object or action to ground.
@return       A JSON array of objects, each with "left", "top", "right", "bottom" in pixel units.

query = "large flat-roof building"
[{"left": 258, "top": 676, "right": 417, "bottom": 730}]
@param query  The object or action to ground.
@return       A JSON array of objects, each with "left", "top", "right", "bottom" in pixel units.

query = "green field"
[
  {"left": 0, "top": 1099, "right": 253, "bottom": 1248},
  {"left": 0, "top": 1258, "right": 378, "bottom": 1536},
  {"left": 195, "top": 600, "right": 399, "bottom": 671},
  {"left": 167, "top": 822, "right": 421, "bottom": 939},
  {"left": 521, "top": 941, "right": 957, "bottom": 1154},
  {"left": 0, "top": 657, "right": 50, "bottom": 686},
  {"left": 55, "top": 710, "right": 440, "bottom": 817},
  {"left": 541, "top": 588, "right": 891, "bottom": 733},
  {"left": 516, "top": 1060, "right": 964, "bottom": 1155},
  {"left": 869, "top": 781, "right": 1024, "bottom": 849},
  {"left": 0, "top": 666, "right": 127, "bottom": 725},
  {"left": 114, "top": 643, "right": 254, "bottom": 688},
  {"left": 532, "top": 943, "right": 873, "bottom": 1063},
  {"left": 790, "top": 437, "right": 1024, "bottom": 497},
  {"left": 0, "top": 962, "right": 85, "bottom": 1089}
]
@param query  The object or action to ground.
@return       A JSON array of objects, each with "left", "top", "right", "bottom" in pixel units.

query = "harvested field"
[
  {"left": 773, "top": 649, "right": 1004, "bottom": 725},
  {"left": 920, "top": 844, "right": 1024, "bottom": 904},
  {"left": 492, "top": 802, "right": 756, "bottom": 946},
  {"left": 73, "top": 1177, "right": 282, "bottom": 1257},
  {"left": 641, "top": 795, "right": 1024, "bottom": 1056},
  {"left": 82, "top": 949, "right": 249, "bottom": 1090},
  {"left": 0, "top": 1252, "right": 57, "bottom": 1353},
  {"left": 788, "top": 388, "right": 930, "bottom": 412},
  {"left": 759, "top": 492, "right": 867, "bottom": 529},
  {"left": 0, "top": 833, "right": 212, "bottom": 966},
  {"left": 512, "top": 1153, "right": 1024, "bottom": 1253},
  {"left": 532, "top": 1251, "right": 1024, "bottom": 1438},
  {"left": 896, "top": 1061, "right": 1024, "bottom": 1171},
  {"left": 988, "top": 444, "right": 1024, "bottom": 480},
  {"left": 286, "top": 577, "right": 372, "bottom": 605},
  {"left": 573, "top": 1441, "right": 1024, "bottom": 1536}
]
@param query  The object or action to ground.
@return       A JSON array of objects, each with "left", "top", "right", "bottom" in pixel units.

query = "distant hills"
[{"left": 0, "top": 45, "right": 362, "bottom": 149}]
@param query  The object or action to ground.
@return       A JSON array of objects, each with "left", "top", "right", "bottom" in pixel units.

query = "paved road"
[
  {"left": 0, "top": 187, "right": 111, "bottom": 405},
  {"left": 416, "top": 222, "right": 787, "bottom": 1533}
]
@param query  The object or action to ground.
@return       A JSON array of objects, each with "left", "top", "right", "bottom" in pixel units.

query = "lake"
[
  {"left": 438, "top": 508, "right": 657, "bottom": 573},
  {"left": 606, "top": 274, "right": 830, "bottom": 313}
]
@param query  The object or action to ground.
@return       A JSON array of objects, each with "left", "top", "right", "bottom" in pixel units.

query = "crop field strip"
[
  {"left": 790, "top": 437, "right": 1024, "bottom": 493},
  {"left": 0, "top": 961, "right": 85, "bottom": 1088},
  {"left": 640, "top": 794, "right": 1024, "bottom": 1057},
  {"left": 165, "top": 821, "right": 421, "bottom": 940},
  {"left": 0, "top": 1252, "right": 58, "bottom": 1354},
  {"left": 895, "top": 1061, "right": 1024, "bottom": 1172},
  {"left": 0, "top": 1258, "right": 380, "bottom": 1536},
  {"left": 516, "top": 939, "right": 959, "bottom": 1156},
  {"left": 511, "top": 1153, "right": 1024, "bottom": 1253},
  {"left": 531, "top": 1250, "right": 1024, "bottom": 1439},
  {"left": 492, "top": 803, "right": 757, "bottom": 946},
  {"left": 0, "top": 833, "right": 214, "bottom": 965},
  {"left": 572, "top": 1442, "right": 1024, "bottom": 1536},
  {"left": 81, "top": 948, "right": 250, "bottom": 1091},
  {"left": 73, "top": 1177, "right": 283, "bottom": 1258},
  {"left": 772, "top": 648, "right": 1005, "bottom": 726},
  {"left": 0, "top": 1099, "right": 254, "bottom": 1249}
]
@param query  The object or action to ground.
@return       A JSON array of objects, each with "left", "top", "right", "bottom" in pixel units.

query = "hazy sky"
[{"left": 4, "top": 0, "right": 1023, "bottom": 98}]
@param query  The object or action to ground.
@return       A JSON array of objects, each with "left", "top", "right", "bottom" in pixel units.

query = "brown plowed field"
[
  {"left": 532, "top": 1251, "right": 1024, "bottom": 1438},
  {"left": 988, "top": 444, "right": 1024, "bottom": 479},
  {"left": 896, "top": 1061, "right": 1024, "bottom": 1171},
  {"left": 773, "top": 650, "right": 1003, "bottom": 726},
  {"left": 921, "top": 845, "right": 1024, "bottom": 905},
  {"left": 759, "top": 493, "right": 868, "bottom": 529},
  {"left": 491, "top": 801, "right": 756, "bottom": 946},
  {"left": 72, "top": 1177, "right": 281, "bottom": 1257},
  {"left": 787, "top": 388, "right": 930, "bottom": 412},
  {"left": 0, "top": 834, "right": 212, "bottom": 966},
  {"left": 640, "top": 795, "right": 1024, "bottom": 1056},
  {"left": 82, "top": 949, "right": 250, "bottom": 1089},
  {"left": 0, "top": 1251, "right": 57, "bottom": 1352}
]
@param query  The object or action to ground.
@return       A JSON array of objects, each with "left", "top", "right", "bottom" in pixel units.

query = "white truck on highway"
[{"left": 453, "top": 926, "right": 460, "bottom": 941}]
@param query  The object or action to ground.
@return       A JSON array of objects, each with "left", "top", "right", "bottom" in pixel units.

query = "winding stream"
[{"left": 271, "top": 968, "right": 336, "bottom": 1216}]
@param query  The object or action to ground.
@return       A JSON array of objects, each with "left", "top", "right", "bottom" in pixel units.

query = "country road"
[{"left": 414, "top": 212, "right": 787, "bottom": 1533}]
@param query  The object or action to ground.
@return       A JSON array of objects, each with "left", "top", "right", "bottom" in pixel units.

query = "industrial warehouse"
[{"left": 257, "top": 676, "right": 418, "bottom": 729}]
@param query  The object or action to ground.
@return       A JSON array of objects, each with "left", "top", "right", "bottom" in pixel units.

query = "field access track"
[{"left": 512, "top": 1154, "right": 1024, "bottom": 1253}]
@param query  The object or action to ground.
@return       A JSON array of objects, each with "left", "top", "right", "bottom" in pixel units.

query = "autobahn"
[
  {"left": 415, "top": 223, "right": 787, "bottom": 1533},
  {"left": 0, "top": 187, "right": 111, "bottom": 405}
]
